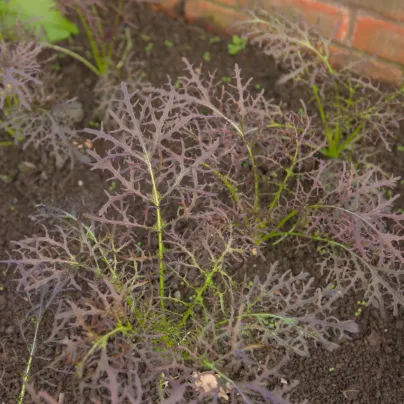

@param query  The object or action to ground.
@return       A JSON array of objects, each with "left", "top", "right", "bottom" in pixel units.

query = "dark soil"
[{"left": 1, "top": 3, "right": 404, "bottom": 403}]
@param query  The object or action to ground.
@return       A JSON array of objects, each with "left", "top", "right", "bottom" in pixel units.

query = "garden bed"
[{"left": 1, "top": 3, "right": 404, "bottom": 403}]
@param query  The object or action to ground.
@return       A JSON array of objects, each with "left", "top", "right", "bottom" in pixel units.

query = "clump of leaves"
[
  {"left": 228, "top": 34, "right": 247, "bottom": 56},
  {"left": 5, "top": 60, "right": 404, "bottom": 403},
  {"left": 238, "top": 8, "right": 403, "bottom": 158},
  {"left": 0, "top": 8, "right": 85, "bottom": 165},
  {"left": 1, "top": 67, "right": 90, "bottom": 167},
  {"left": 152, "top": 60, "right": 404, "bottom": 313},
  {"left": 0, "top": 0, "right": 150, "bottom": 167},
  {"left": 0, "top": 40, "right": 43, "bottom": 110},
  {"left": 58, "top": 0, "right": 145, "bottom": 76},
  {"left": 3, "top": 97, "right": 88, "bottom": 167},
  {"left": 0, "top": 38, "right": 89, "bottom": 166}
]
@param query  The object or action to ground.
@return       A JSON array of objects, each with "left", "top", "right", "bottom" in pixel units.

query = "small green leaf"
[
  {"left": 164, "top": 40, "right": 174, "bottom": 48},
  {"left": 108, "top": 181, "right": 117, "bottom": 192},
  {"left": 145, "top": 42, "right": 153, "bottom": 53},
  {"left": 50, "top": 63, "right": 61, "bottom": 72},
  {"left": 203, "top": 51, "right": 211, "bottom": 62},
  {"left": 227, "top": 35, "right": 247, "bottom": 55},
  {"left": 0, "top": 174, "right": 12, "bottom": 183}
]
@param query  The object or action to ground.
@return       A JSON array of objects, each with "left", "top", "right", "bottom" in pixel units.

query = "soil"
[{"left": 1, "top": 3, "right": 404, "bottom": 403}]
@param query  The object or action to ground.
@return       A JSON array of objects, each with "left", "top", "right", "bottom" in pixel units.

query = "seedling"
[
  {"left": 141, "top": 34, "right": 151, "bottom": 41},
  {"left": 164, "top": 40, "right": 174, "bottom": 48},
  {"left": 227, "top": 35, "right": 247, "bottom": 55},
  {"left": 354, "top": 300, "right": 366, "bottom": 317},
  {"left": 145, "top": 42, "right": 153, "bottom": 53},
  {"left": 313, "top": 84, "right": 363, "bottom": 158},
  {"left": 107, "top": 180, "right": 117, "bottom": 192},
  {"left": 174, "top": 79, "right": 181, "bottom": 89},
  {"left": 49, "top": 62, "right": 61, "bottom": 72},
  {"left": 203, "top": 51, "right": 211, "bottom": 62},
  {"left": 0, "top": 174, "right": 12, "bottom": 183},
  {"left": 87, "top": 119, "right": 101, "bottom": 128}
]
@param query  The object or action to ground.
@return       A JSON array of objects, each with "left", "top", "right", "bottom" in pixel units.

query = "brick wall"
[{"left": 152, "top": 0, "right": 404, "bottom": 85}]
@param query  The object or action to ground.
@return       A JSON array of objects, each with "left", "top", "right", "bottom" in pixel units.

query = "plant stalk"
[{"left": 44, "top": 43, "right": 101, "bottom": 76}]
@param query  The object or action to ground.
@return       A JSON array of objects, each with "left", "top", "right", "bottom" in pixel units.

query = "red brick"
[
  {"left": 328, "top": 44, "right": 403, "bottom": 86},
  {"left": 352, "top": 14, "right": 404, "bottom": 66},
  {"left": 338, "top": 0, "right": 404, "bottom": 23},
  {"left": 271, "top": 0, "right": 350, "bottom": 42},
  {"left": 149, "top": 0, "right": 182, "bottom": 18},
  {"left": 240, "top": 0, "right": 350, "bottom": 41},
  {"left": 198, "top": 1, "right": 350, "bottom": 41},
  {"left": 210, "top": 0, "right": 239, "bottom": 5},
  {"left": 185, "top": 0, "right": 247, "bottom": 32},
  {"left": 210, "top": 0, "right": 249, "bottom": 6}
]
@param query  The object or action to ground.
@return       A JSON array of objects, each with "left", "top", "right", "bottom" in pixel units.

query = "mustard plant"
[{"left": 4, "top": 60, "right": 404, "bottom": 403}]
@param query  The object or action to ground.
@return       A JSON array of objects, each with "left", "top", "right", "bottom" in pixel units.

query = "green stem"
[
  {"left": 268, "top": 143, "right": 299, "bottom": 211},
  {"left": 44, "top": 43, "right": 101, "bottom": 76},
  {"left": 108, "top": 0, "right": 123, "bottom": 62},
  {"left": 201, "top": 163, "right": 244, "bottom": 216},
  {"left": 116, "top": 27, "right": 132, "bottom": 71},
  {"left": 179, "top": 249, "right": 227, "bottom": 327},
  {"left": 312, "top": 84, "right": 330, "bottom": 141},
  {"left": 201, "top": 103, "right": 260, "bottom": 212},
  {"left": 259, "top": 210, "right": 299, "bottom": 242},
  {"left": 91, "top": 5, "right": 109, "bottom": 70},
  {"left": 146, "top": 158, "right": 166, "bottom": 309},
  {"left": 266, "top": 230, "right": 349, "bottom": 251},
  {"left": 267, "top": 123, "right": 301, "bottom": 214},
  {"left": 75, "top": 7, "right": 105, "bottom": 74},
  {"left": 156, "top": 207, "right": 165, "bottom": 309},
  {"left": 76, "top": 322, "right": 132, "bottom": 378},
  {"left": 17, "top": 306, "right": 43, "bottom": 404},
  {"left": 240, "top": 120, "right": 260, "bottom": 213}
]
